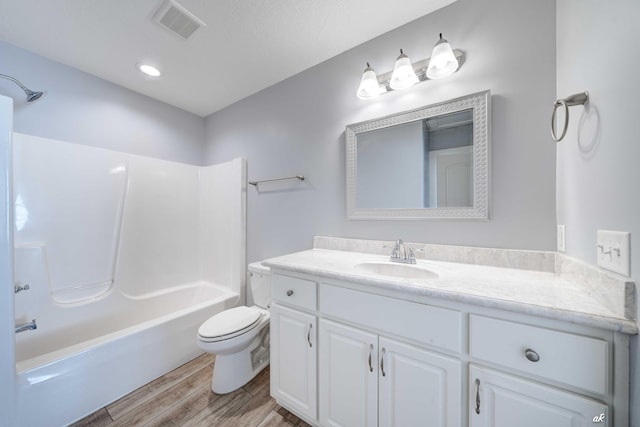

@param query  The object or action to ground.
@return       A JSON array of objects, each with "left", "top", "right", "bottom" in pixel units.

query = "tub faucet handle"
[{"left": 14, "top": 282, "right": 30, "bottom": 294}]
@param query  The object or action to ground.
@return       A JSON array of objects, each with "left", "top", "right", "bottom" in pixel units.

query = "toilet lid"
[{"left": 198, "top": 306, "right": 262, "bottom": 339}]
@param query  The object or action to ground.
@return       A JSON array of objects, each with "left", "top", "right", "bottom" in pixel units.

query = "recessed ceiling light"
[{"left": 136, "top": 63, "right": 162, "bottom": 77}]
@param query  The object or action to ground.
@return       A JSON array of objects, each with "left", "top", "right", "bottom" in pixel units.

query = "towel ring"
[{"left": 551, "top": 91, "right": 589, "bottom": 142}]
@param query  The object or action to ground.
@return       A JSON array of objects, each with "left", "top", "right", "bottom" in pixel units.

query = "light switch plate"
[
  {"left": 596, "top": 230, "right": 631, "bottom": 276},
  {"left": 557, "top": 225, "right": 566, "bottom": 253}
]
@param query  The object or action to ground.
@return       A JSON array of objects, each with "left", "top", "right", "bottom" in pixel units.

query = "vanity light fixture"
[
  {"left": 426, "top": 33, "right": 459, "bottom": 79},
  {"left": 389, "top": 49, "right": 419, "bottom": 90},
  {"left": 356, "top": 63, "right": 386, "bottom": 100},
  {"left": 137, "top": 63, "right": 162, "bottom": 77},
  {"left": 356, "top": 33, "right": 462, "bottom": 100}
]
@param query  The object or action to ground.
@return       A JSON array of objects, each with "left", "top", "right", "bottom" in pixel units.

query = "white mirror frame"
[{"left": 346, "top": 90, "right": 490, "bottom": 220}]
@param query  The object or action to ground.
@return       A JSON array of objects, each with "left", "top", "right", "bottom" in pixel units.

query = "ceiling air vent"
[{"left": 153, "top": 0, "right": 206, "bottom": 40}]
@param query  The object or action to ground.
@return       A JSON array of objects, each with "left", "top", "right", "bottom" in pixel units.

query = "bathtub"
[{"left": 14, "top": 282, "right": 239, "bottom": 427}]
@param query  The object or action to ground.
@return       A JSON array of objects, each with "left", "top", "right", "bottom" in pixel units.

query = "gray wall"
[
  {"left": 357, "top": 121, "right": 424, "bottom": 209},
  {"left": 556, "top": 1, "right": 640, "bottom": 424},
  {"left": 204, "top": 0, "right": 557, "bottom": 263},
  {"left": 0, "top": 41, "right": 205, "bottom": 165}
]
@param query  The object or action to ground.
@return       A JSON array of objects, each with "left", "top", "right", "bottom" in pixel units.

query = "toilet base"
[{"left": 211, "top": 327, "right": 270, "bottom": 394}]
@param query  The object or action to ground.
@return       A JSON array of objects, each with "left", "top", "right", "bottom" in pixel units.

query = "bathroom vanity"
[{"left": 265, "top": 237, "right": 636, "bottom": 427}]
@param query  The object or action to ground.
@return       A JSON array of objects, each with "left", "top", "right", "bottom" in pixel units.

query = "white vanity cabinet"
[
  {"left": 468, "top": 314, "right": 612, "bottom": 426},
  {"left": 269, "top": 270, "right": 629, "bottom": 427},
  {"left": 317, "top": 283, "right": 463, "bottom": 427},
  {"left": 270, "top": 275, "right": 318, "bottom": 423},
  {"left": 469, "top": 365, "right": 607, "bottom": 427},
  {"left": 318, "top": 319, "right": 378, "bottom": 427},
  {"left": 378, "top": 336, "right": 461, "bottom": 427},
  {"left": 318, "top": 319, "right": 461, "bottom": 427}
]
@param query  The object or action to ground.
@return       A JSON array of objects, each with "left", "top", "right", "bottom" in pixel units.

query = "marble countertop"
[{"left": 264, "top": 247, "right": 637, "bottom": 334}]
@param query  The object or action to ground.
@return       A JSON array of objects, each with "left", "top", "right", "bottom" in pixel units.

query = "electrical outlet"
[
  {"left": 557, "top": 225, "right": 566, "bottom": 253},
  {"left": 596, "top": 230, "right": 631, "bottom": 277}
]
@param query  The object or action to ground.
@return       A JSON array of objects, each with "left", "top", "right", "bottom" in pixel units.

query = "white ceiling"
[{"left": 0, "top": 0, "right": 456, "bottom": 117}]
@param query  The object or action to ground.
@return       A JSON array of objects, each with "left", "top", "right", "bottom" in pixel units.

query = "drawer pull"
[
  {"left": 368, "top": 344, "right": 373, "bottom": 372},
  {"left": 475, "top": 378, "right": 481, "bottom": 414},
  {"left": 380, "top": 347, "right": 386, "bottom": 377},
  {"left": 307, "top": 323, "right": 313, "bottom": 347},
  {"left": 286, "top": 289, "right": 294, "bottom": 297},
  {"left": 524, "top": 348, "right": 540, "bottom": 362}
]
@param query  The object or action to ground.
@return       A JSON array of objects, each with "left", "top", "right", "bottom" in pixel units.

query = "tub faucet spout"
[{"left": 15, "top": 319, "right": 37, "bottom": 333}]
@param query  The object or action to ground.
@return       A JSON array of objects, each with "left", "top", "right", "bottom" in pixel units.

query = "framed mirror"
[{"left": 346, "top": 90, "right": 490, "bottom": 220}]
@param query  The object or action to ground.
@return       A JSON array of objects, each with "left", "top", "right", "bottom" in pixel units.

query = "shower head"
[
  {"left": 0, "top": 73, "right": 46, "bottom": 103},
  {"left": 24, "top": 89, "right": 45, "bottom": 103}
]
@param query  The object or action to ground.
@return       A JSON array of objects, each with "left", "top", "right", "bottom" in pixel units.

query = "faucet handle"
[
  {"left": 391, "top": 246, "right": 399, "bottom": 259},
  {"left": 408, "top": 248, "right": 416, "bottom": 264},
  {"left": 387, "top": 240, "right": 400, "bottom": 260}
]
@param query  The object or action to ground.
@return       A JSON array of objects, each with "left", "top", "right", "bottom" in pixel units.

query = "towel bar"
[{"left": 249, "top": 175, "right": 304, "bottom": 186}]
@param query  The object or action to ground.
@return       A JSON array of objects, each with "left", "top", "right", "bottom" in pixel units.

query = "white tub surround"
[
  {"left": 265, "top": 236, "right": 635, "bottom": 427},
  {"left": 13, "top": 133, "right": 247, "bottom": 304},
  {"left": 11, "top": 133, "right": 247, "bottom": 426}
]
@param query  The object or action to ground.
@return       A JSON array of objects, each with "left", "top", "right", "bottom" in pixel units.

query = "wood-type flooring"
[{"left": 71, "top": 354, "right": 310, "bottom": 427}]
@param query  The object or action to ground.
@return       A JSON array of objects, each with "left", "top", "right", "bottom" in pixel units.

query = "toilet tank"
[{"left": 248, "top": 261, "right": 271, "bottom": 309}]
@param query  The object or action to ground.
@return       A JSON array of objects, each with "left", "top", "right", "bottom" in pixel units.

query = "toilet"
[{"left": 197, "top": 262, "right": 271, "bottom": 394}]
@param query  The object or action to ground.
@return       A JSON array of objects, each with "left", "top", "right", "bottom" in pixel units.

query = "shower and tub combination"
[{"left": 7, "top": 129, "right": 247, "bottom": 426}]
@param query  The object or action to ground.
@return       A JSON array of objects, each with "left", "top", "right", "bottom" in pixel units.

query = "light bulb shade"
[
  {"left": 357, "top": 70, "right": 381, "bottom": 99},
  {"left": 357, "top": 64, "right": 383, "bottom": 100},
  {"left": 389, "top": 51, "right": 419, "bottom": 90},
  {"left": 426, "top": 36, "right": 459, "bottom": 79}
]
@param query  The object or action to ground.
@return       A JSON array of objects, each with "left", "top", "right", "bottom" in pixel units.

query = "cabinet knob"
[
  {"left": 524, "top": 348, "right": 540, "bottom": 362},
  {"left": 286, "top": 289, "right": 294, "bottom": 297}
]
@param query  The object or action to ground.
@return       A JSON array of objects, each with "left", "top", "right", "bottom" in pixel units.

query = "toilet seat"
[{"left": 198, "top": 306, "right": 263, "bottom": 343}]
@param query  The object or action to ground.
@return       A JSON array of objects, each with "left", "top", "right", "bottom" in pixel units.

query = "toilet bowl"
[{"left": 197, "top": 262, "right": 271, "bottom": 394}]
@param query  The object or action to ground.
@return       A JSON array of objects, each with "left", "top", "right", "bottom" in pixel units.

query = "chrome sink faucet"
[{"left": 389, "top": 239, "right": 416, "bottom": 264}]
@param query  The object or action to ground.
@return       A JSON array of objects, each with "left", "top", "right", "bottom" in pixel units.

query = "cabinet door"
[
  {"left": 319, "top": 319, "right": 378, "bottom": 427},
  {"left": 379, "top": 337, "right": 461, "bottom": 427},
  {"left": 470, "top": 365, "right": 608, "bottom": 427},
  {"left": 270, "top": 303, "right": 317, "bottom": 421}
]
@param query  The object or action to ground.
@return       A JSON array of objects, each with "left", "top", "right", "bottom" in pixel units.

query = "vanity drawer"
[
  {"left": 469, "top": 315, "right": 608, "bottom": 395},
  {"left": 319, "top": 283, "right": 461, "bottom": 353},
  {"left": 272, "top": 275, "right": 317, "bottom": 311}
]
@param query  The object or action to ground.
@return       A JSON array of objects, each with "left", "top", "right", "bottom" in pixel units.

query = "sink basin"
[{"left": 355, "top": 261, "right": 439, "bottom": 280}]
